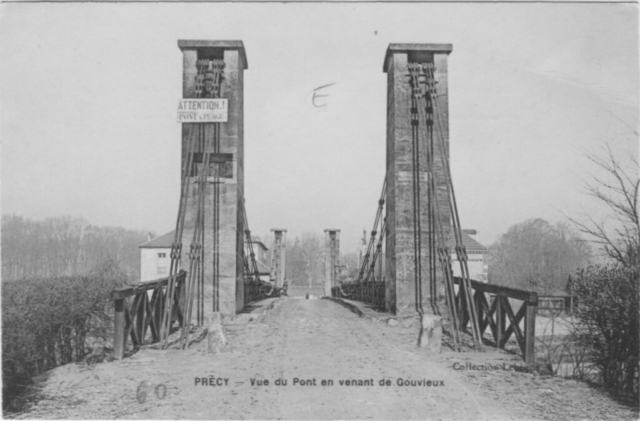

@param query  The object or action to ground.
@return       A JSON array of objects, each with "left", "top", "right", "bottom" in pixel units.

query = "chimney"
[{"left": 148, "top": 232, "right": 152, "bottom": 242}]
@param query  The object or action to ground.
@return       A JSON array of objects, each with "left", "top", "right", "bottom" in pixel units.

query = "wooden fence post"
[
  {"left": 525, "top": 292, "right": 538, "bottom": 364},
  {"left": 114, "top": 298, "right": 125, "bottom": 360},
  {"left": 496, "top": 294, "right": 505, "bottom": 348},
  {"left": 474, "top": 290, "right": 483, "bottom": 336},
  {"left": 459, "top": 282, "right": 468, "bottom": 331}
]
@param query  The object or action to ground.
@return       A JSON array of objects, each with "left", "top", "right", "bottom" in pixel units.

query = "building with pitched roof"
[
  {"left": 451, "top": 229, "right": 489, "bottom": 283},
  {"left": 139, "top": 231, "right": 174, "bottom": 282},
  {"left": 139, "top": 231, "right": 271, "bottom": 282}
]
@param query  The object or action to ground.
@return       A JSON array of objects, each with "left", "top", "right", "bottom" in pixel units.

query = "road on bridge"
[{"left": 18, "top": 298, "right": 638, "bottom": 420}]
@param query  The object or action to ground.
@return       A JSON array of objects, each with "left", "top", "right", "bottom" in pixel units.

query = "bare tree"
[
  {"left": 286, "top": 237, "right": 305, "bottom": 286},
  {"left": 570, "top": 143, "right": 639, "bottom": 267},
  {"left": 299, "top": 233, "right": 324, "bottom": 288},
  {"left": 286, "top": 233, "right": 324, "bottom": 287},
  {"left": 341, "top": 252, "right": 359, "bottom": 280},
  {"left": 563, "top": 141, "right": 640, "bottom": 398}
]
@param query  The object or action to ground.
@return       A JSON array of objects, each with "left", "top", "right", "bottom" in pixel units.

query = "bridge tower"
[
  {"left": 270, "top": 229, "right": 287, "bottom": 288},
  {"left": 383, "top": 44, "right": 452, "bottom": 316},
  {"left": 178, "top": 40, "right": 248, "bottom": 315},
  {"left": 324, "top": 229, "right": 341, "bottom": 296}
]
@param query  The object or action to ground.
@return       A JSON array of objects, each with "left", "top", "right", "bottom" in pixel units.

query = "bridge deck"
[{"left": 18, "top": 299, "right": 637, "bottom": 420}]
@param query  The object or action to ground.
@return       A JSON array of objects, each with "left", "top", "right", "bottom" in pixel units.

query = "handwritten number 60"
[
  {"left": 137, "top": 382, "right": 167, "bottom": 404},
  {"left": 155, "top": 384, "right": 167, "bottom": 400},
  {"left": 136, "top": 383, "right": 148, "bottom": 404}
]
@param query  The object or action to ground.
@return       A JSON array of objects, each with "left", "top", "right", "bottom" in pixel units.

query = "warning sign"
[{"left": 177, "top": 99, "right": 228, "bottom": 123}]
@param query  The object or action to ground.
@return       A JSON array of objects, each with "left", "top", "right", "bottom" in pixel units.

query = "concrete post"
[
  {"left": 178, "top": 40, "right": 248, "bottom": 316},
  {"left": 383, "top": 43, "right": 452, "bottom": 316},
  {"left": 324, "top": 229, "right": 340, "bottom": 296},
  {"left": 270, "top": 229, "right": 287, "bottom": 287}
]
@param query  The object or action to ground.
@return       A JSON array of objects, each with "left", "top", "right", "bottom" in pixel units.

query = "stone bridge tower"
[
  {"left": 271, "top": 229, "right": 287, "bottom": 288},
  {"left": 178, "top": 40, "right": 247, "bottom": 315},
  {"left": 383, "top": 44, "right": 452, "bottom": 316},
  {"left": 324, "top": 229, "right": 341, "bottom": 296}
]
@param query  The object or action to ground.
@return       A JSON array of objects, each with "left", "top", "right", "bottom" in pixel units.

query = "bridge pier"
[
  {"left": 383, "top": 44, "right": 452, "bottom": 316},
  {"left": 178, "top": 40, "right": 248, "bottom": 316},
  {"left": 324, "top": 229, "right": 341, "bottom": 297}
]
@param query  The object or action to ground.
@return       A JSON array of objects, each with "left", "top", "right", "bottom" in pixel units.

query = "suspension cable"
[
  {"left": 357, "top": 177, "right": 387, "bottom": 283},
  {"left": 427, "top": 63, "right": 483, "bottom": 351},
  {"left": 160, "top": 123, "right": 197, "bottom": 348},
  {"left": 409, "top": 65, "right": 425, "bottom": 318},
  {"left": 161, "top": 58, "right": 225, "bottom": 349},
  {"left": 213, "top": 122, "right": 221, "bottom": 313},
  {"left": 364, "top": 216, "right": 387, "bottom": 283},
  {"left": 180, "top": 59, "right": 226, "bottom": 348},
  {"left": 412, "top": 62, "right": 461, "bottom": 350}
]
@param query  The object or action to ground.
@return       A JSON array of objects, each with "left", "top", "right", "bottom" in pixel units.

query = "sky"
[{"left": 1, "top": 3, "right": 638, "bottom": 254}]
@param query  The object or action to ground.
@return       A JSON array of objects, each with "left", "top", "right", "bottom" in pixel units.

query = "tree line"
[
  {"left": 488, "top": 219, "right": 591, "bottom": 294},
  {"left": 1, "top": 215, "right": 149, "bottom": 282}
]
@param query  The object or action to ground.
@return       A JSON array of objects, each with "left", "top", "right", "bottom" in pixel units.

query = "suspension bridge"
[{"left": 111, "top": 40, "right": 538, "bottom": 366}]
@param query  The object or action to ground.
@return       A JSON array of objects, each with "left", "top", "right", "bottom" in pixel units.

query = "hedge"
[{"left": 2, "top": 262, "right": 129, "bottom": 413}]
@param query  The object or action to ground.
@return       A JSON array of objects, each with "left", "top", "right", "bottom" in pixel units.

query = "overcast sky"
[{"left": 1, "top": 3, "right": 638, "bottom": 253}]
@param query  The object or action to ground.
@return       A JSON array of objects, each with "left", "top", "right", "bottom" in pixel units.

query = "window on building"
[{"left": 157, "top": 252, "right": 168, "bottom": 274}]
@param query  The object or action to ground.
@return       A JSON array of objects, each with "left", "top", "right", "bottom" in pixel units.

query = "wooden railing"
[
  {"left": 111, "top": 271, "right": 187, "bottom": 359},
  {"left": 332, "top": 280, "right": 385, "bottom": 309},
  {"left": 244, "top": 278, "right": 283, "bottom": 306},
  {"left": 453, "top": 277, "right": 538, "bottom": 363}
]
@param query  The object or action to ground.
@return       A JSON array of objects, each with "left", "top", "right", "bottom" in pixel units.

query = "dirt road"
[{"left": 16, "top": 298, "right": 638, "bottom": 420}]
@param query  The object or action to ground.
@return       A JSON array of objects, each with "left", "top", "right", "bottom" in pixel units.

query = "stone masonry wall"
[
  {"left": 179, "top": 41, "right": 247, "bottom": 317},
  {"left": 384, "top": 44, "right": 452, "bottom": 316}
]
